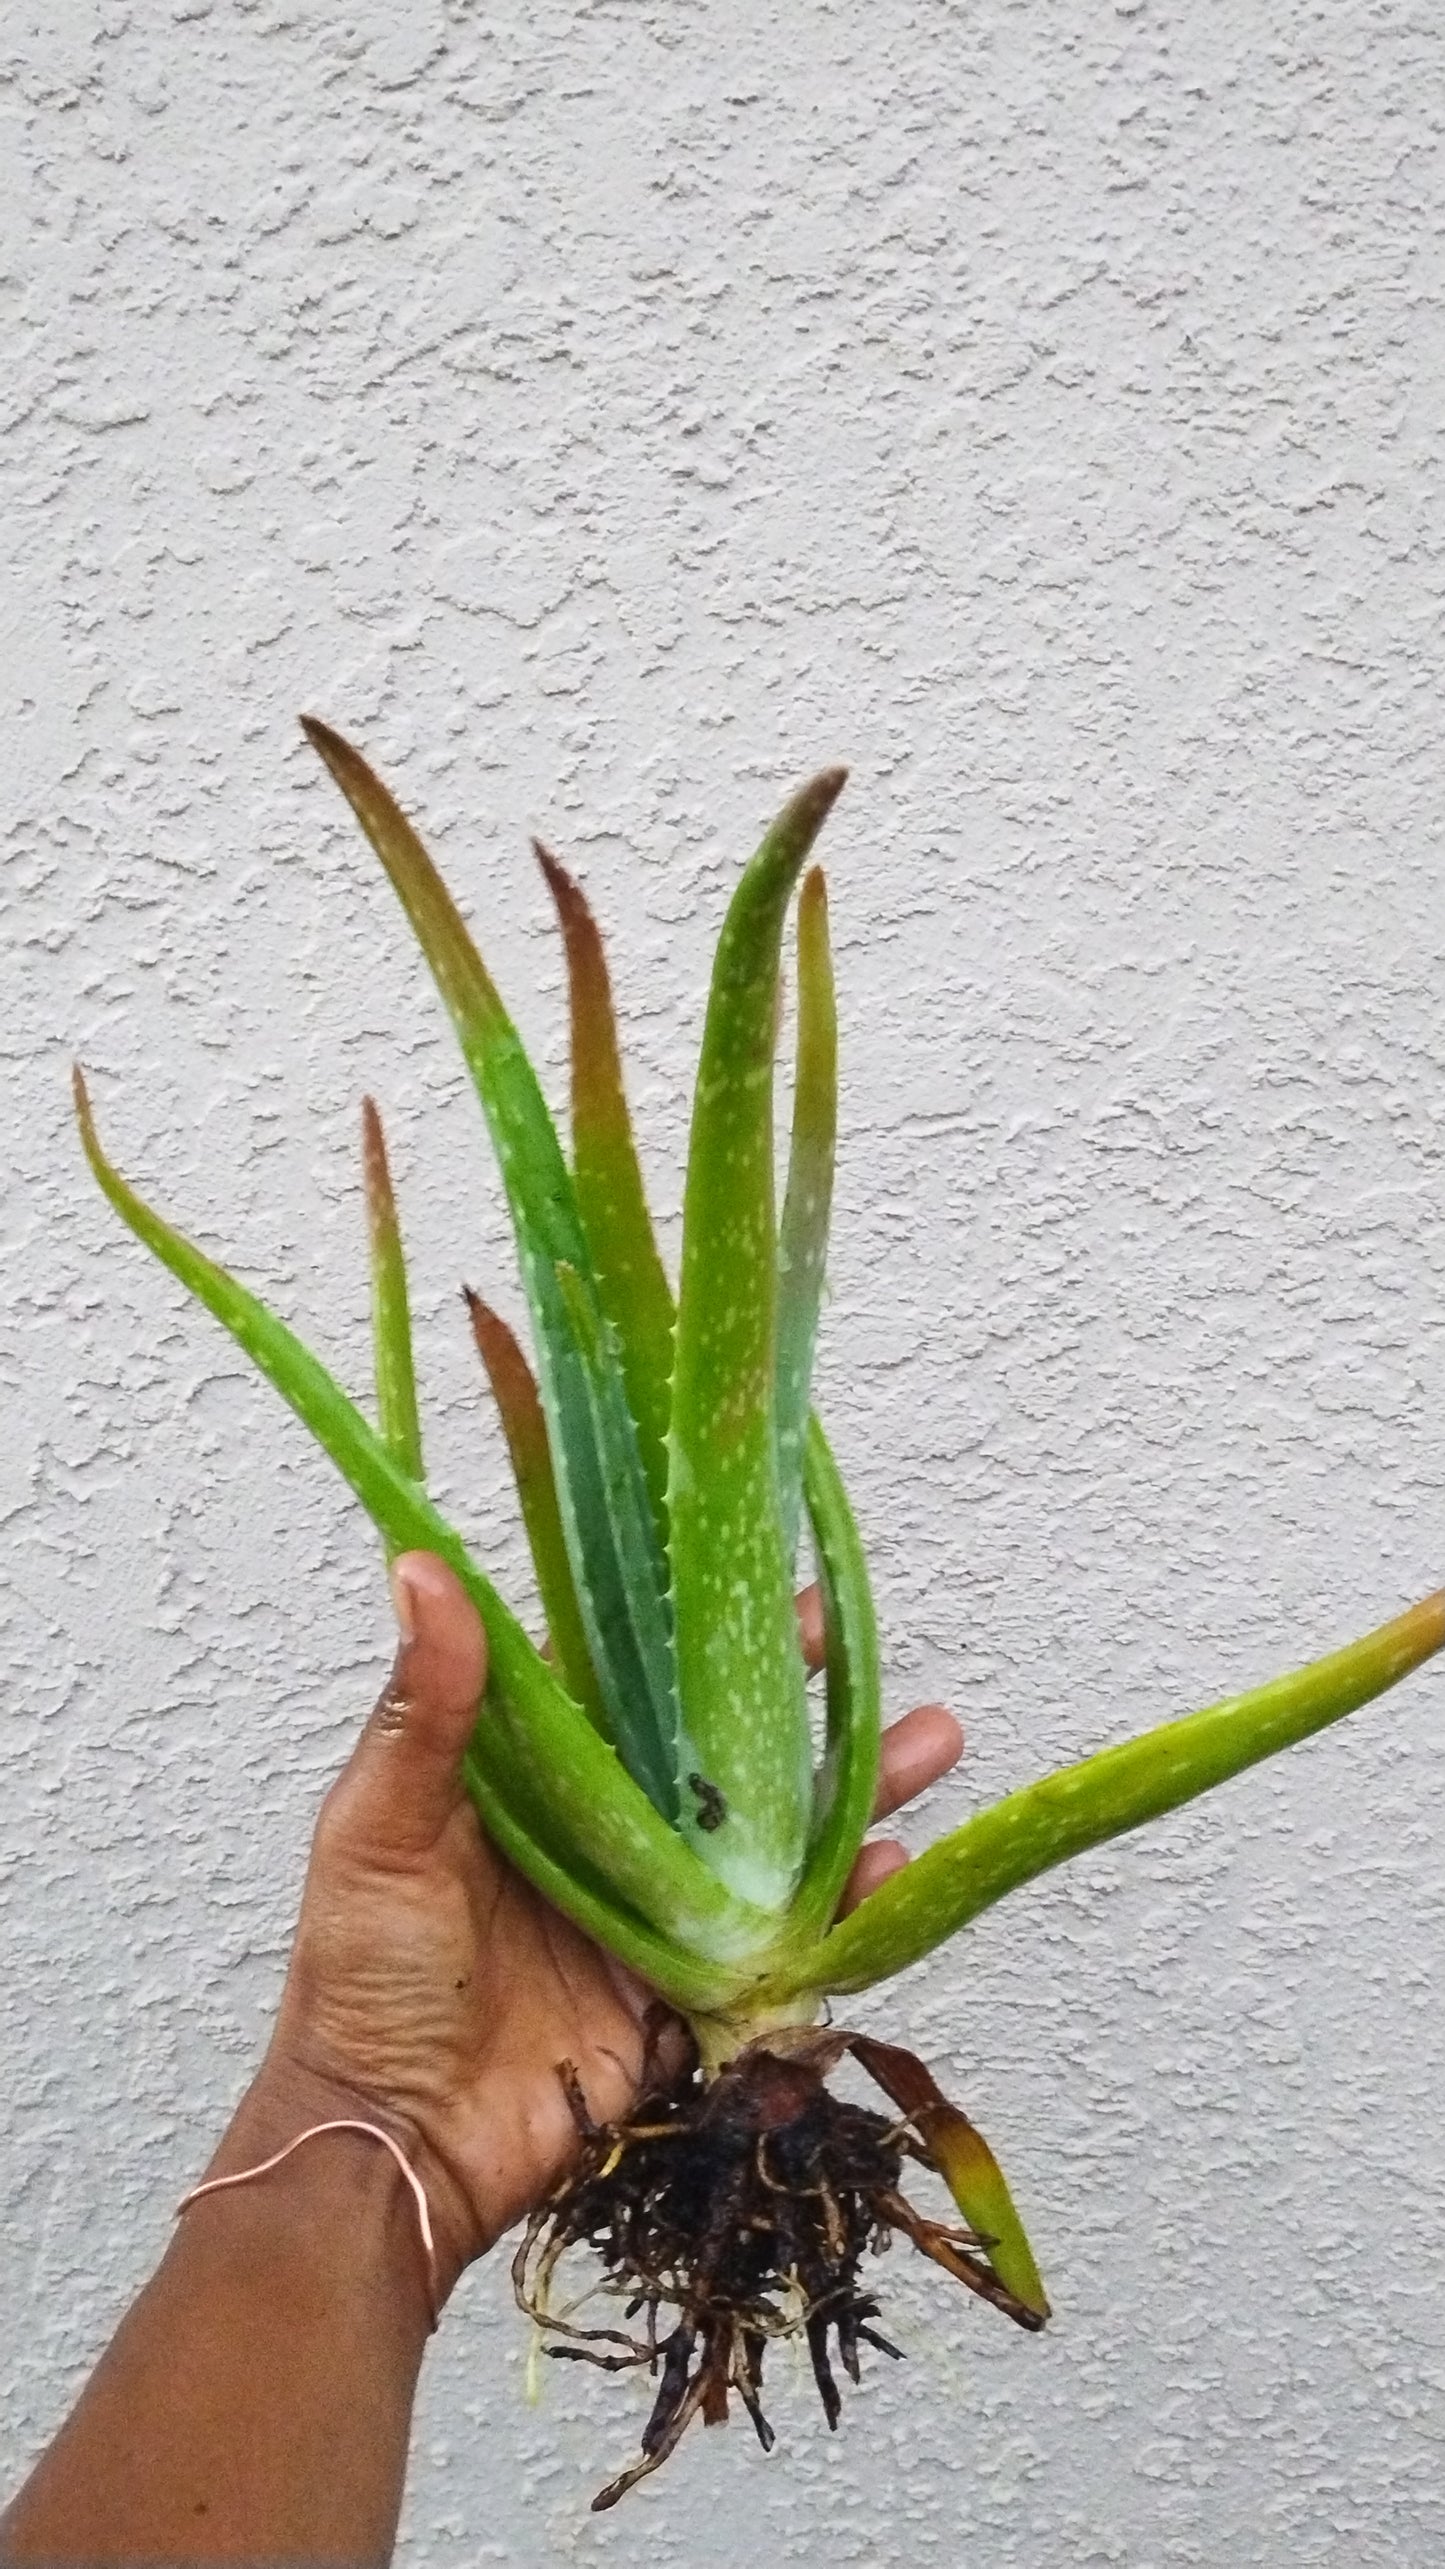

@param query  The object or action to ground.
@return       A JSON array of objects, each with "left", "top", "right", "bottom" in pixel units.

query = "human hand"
[{"left": 254, "top": 1553, "right": 964, "bottom": 2303}]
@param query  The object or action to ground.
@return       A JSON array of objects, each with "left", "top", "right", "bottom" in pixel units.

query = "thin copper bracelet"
[{"left": 177, "top": 2120, "right": 441, "bottom": 2330}]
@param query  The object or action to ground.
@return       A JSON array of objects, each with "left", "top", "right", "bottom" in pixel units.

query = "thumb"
[{"left": 324, "top": 1553, "right": 489, "bottom": 1860}]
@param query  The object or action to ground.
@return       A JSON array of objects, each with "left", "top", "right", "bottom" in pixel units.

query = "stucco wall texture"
[{"left": 5, "top": 0, "right": 1445, "bottom": 2559}]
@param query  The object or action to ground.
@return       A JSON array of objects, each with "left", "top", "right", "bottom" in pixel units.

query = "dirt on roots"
[{"left": 513, "top": 2024, "right": 1043, "bottom": 2510}]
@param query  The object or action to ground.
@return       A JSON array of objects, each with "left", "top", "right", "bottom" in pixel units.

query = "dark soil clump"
[{"left": 513, "top": 2026, "right": 1041, "bottom": 2509}]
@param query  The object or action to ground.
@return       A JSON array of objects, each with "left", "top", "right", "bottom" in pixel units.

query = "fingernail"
[{"left": 390, "top": 1561, "right": 418, "bottom": 1644}]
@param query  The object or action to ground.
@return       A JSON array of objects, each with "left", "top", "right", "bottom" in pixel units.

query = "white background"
[{"left": 5, "top": 2, "right": 1445, "bottom": 2559}]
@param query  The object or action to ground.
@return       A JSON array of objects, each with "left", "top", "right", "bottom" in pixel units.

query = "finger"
[
  {"left": 837, "top": 1838, "right": 908, "bottom": 1916},
  {"left": 796, "top": 1581, "right": 826, "bottom": 1674},
  {"left": 873, "top": 1702, "right": 964, "bottom": 1822},
  {"left": 322, "top": 1553, "right": 488, "bottom": 1862}
]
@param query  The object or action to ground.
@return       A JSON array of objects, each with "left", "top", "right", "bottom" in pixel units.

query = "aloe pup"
[{"left": 75, "top": 722, "right": 1445, "bottom": 2506}]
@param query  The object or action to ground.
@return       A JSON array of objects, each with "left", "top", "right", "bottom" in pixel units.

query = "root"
[{"left": 513, "top": 2028, "right": 1040, "bottom": 2510}]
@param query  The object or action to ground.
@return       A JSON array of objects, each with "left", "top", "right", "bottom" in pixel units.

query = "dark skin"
[{"left": 0, "top": 1554, "right": 963, "bottom": 2566}]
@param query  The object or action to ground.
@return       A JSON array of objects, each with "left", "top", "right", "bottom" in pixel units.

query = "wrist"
[{"left": 193, "top": 2054, "right": 470, "bottom": 2318}]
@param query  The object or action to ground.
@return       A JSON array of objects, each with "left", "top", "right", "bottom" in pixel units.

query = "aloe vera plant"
[{"left": 75, "top": 720, "right": 1445, "bottom": 2504}]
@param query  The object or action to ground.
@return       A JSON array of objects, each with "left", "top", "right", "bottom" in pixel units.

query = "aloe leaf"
[
  {"left": 668, "top": 769, "right": 848, "bottom": 1912},
  {"left": 535, "top": 840, "right": 675, "bottom": 1537},
  {"left": 781, "top": 1417, "right": 881, "bottom": 1942},
  {"left": 775, "top": 868, "right": 836, "bottom": 1572},
  {"left": 299, "top": 717, "right": 681, "bottom": 1816},
  {"left": 462, "top": 1724, "right": 738, "bottom": 2015},
  {"left": 463, "top": 1287, "right": 607, "bottom": 1736},
  {"left": 72, "top": 1069, "right": 774, "bottom": 1971},
  {"left": 554, "top": 1263, "right": 681, "bottom": 1820},
  {"left": 360, "top": 1099, "right": 424, "bottom": 1516},
  {"left": 851, "top": 2036, "right": 1049, "bottom": 2323},
  {"left": 758, "top": 1590, "right": 1445, "bottom": 2001}
]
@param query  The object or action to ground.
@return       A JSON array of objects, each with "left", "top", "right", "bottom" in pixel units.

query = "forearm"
[{"left": 0, "top": 2064, "right": 436, "bottom": 2566}]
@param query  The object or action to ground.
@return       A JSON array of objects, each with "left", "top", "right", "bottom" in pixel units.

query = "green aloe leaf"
[
  {"left": 73, "top": 1069, "right": 774, "bottom": 1973},
  {"left": 758, "top": 1589, "right": 1445, "bottom": 2001},
  {"left": 360, "top": 1098, "right": 424, "bottom": 1510},
  {"left": 775, "top": 868, "right": 836, "bottom": 1572},
  {"left": 462, "top": 1725, "right": 739, "bottom": 2015},
  {"left": 667, "top": 769, "right": 848, "bottom": 1913},
  {"left": 851, "top": 2036, "right": 1049, "bottom": 2324},
  {"left": 782, "top": 1417, "right": 882, "bottom": 1942},
  {"left": 463, "top": 1287, "right": 607, "bottom": 1737},
  {"left": 554, "top": 1262, "right": 683, "bottom": 1820},
  {"left": 300, "top": 718, "right": 681, "bottom": 1817},
  {"left": 536, "top": 840, "right": 675, "bottom": 1540}
]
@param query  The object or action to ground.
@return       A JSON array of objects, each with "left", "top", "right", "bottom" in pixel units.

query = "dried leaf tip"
[
  {"left": 360, "top": 1091, "right": 387, "bottom": 1172},
  {"left": 1396, "top": 1587, "right": 1445, "bottom": 1661},
  {"left": 787, "top": 767, "right": 848, "bottom": 834},
  {"left": 531, "top": 837, "right": 600, "bottom": 952},
  {"left": 299, "top": 713, "right": 393, "bottom": 804},
  {"left": 463, "top": 1281, "right": 519, "bottom": 1359},
  {"left": 530, "top": 836, "right": 571, "bottom": 893},
  {"left": 362, "top": 1095, "right": 402, "bottom": 1254}
]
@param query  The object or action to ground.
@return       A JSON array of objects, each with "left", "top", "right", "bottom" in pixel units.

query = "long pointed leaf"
[
  {"left": 667, "top": 769, "right": 847, "bottom": 1912},
  {"left": 775, "top": 868, "right": 836, "bottom": 1571},
  {"left": 361, "top": 1099, "right": 424, "bottom": 1522},
  {"left": 73, "top": 1069, "right": 775, "bottom": 1973},
  {"left": 758, "top": 1590, "right": 1445, "bottom": 2000},
  {"left": 783, "top": 1417, "right": 881, "bottom": 1941},
  {"left": 536, "top": 841, "right": 675, "bottom": 1538},
  {"left": 463, "top": 1287, "right": 607, "bottom": 1735},
  {"left": 851, "top": 2036, "right": 1049, "bottom": 2323},
  {"left": 300, "top": 718, "right": 681, "bottom": 1816},
  {"left": 555, "top": 1263, "right": 682, "bottom": 1820}
]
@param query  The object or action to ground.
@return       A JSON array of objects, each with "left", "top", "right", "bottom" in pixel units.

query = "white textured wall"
[{"left": 5, "top": 1, "right": 1445, "bottom": 2558}]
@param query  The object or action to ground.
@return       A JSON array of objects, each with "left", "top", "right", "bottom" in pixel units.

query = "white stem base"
[{"left": 686, "top": 1993, "right": 823, "bottom": 2079}]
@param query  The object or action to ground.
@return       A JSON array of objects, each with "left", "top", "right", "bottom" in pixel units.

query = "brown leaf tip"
[
  {"left": 298, "top": 712, "right": 374, "bottom": 789},
  {"left": 532, "top": 835, "right": 585, "bottom": 918},
  {"left": 787, "top": 765, "right": 849, "bottom": 842}
]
